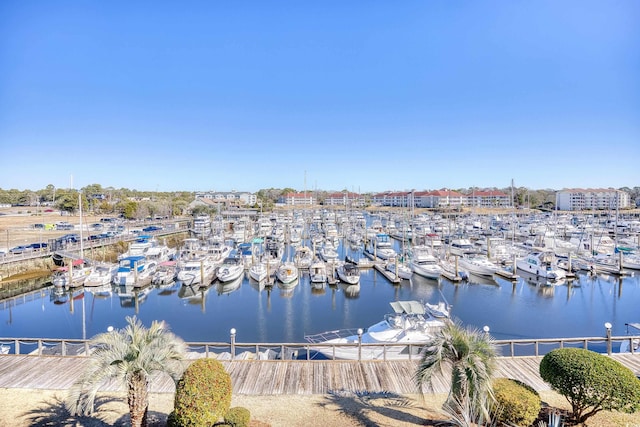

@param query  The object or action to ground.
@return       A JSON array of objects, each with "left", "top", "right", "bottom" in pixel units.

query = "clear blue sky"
[{"left": 1, "top": 1, "right": 638, "bottom": 193}]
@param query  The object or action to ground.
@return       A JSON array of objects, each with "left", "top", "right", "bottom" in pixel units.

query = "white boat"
[
  {"left": 152, "top": 261, "right": 177, "bottom": 285},
  {"left": 319, "top": 244, "right": 339, "bottom": 263},
  {"left": 409, "top": 247, "right": 442, "bottom": 279},
  {"left": 52, "top": 260, "right": 91, "bottom": 288},
  {"left": 84, "top": 263, "right": 116, "bottom": 287},
  {"left": 294, "top": 246, "right": 314, "bottom": 269},
  {"left": 458, "top": 253, "right": 500, "bottom": 277},
  {"left": 216, "top": 274, "right": 243, "bottom": 295},
  {"left": 249, "top": 261, "right": 269, "bottom": 283},
  {"left": 112, "top": 256, "right": 157, "bottom": 287},
  {"left": 216, "top": 257, "right": 245, "bottom": 283},
  {"left": 516, "top": 251, "right": 566, "bottom": 281},
  {"left": 176, "top": 256, "right": 216, "bottom": 286},
  {"left": 336, "top": 262, "right": 361, "bottom": 285},
  {"left": 309, "top": 259, "right": 328, "bottom": 284},
  {"left": 276, "top": 262, "right": 299, "bottom": 284},
  {"left": 385, "top": 258, "right": 413, "bottom": 280},
  {"left": 305, "top": 300, "right": 449, "bottom": 360},
  {"left": 449, "top": 238, "right": 474, "bottom": 256}
]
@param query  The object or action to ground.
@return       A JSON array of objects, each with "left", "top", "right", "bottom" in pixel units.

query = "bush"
[
  {"left": 491, "top": 377, "right": 540, "bottom": 426},
  {"left": 224, "top": 407, "right": 251, "bottom": 427},
  {"left": 172, "top": 358, "right": 232, "bottom": 427},
  {"left": 540, "top": 348, "right": 640, "bottom": 425}
]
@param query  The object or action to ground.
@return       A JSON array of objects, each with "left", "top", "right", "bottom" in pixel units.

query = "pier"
[{"left": 1, "top": 352, "right": 639, "bottom": 395}]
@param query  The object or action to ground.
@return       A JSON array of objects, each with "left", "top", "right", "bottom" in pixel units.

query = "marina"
[{"left": 1, "top": 209, "right": 640, "bottom": 358}]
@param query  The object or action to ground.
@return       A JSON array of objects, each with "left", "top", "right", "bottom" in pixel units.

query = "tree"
[
  {"left": 65, "top": 316, "right": 187, "bottom": 427},
  {"left": 415, "top": 321, "right": 498, "bottom": 425},
  {"left": 540, "top": 348, "right": 640, "bottom": 425}
]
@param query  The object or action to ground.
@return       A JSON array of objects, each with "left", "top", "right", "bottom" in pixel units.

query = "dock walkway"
[{"left": 2, "top": 353, "right": 639, "bottom": 395}]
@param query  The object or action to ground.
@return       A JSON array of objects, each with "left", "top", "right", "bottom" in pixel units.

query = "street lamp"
[
  {"left": 230, "top": 328, "right": 237, "bottom": 358},
  {"left": 604, "top": 322, "right": 612, "bottom": 355},
  {"left": 483, "top": 325, "right": 490, "bottom": 336},
  {"left": 357, "top": 328, "right": 363, "bottom": 361}
]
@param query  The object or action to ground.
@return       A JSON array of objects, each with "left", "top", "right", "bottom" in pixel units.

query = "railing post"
[
  {"left": 38, "top": 339, "right": 42, "bottom": 355},
  {"left": 534, "top": 341, "right": 539, "bottom": 356},
  {"left": 357, "top": 328, "right": 363, "bottom": 361},
  {"left": 230, "top": 328, "right": 236, "bottom": 359},
  {"left": 605, "top": 322, "right": 612, "bottom": 355},
  {"left": 510, "top": 342, "right": 514, "bottom": 357},
  {"left": 61, "top": 340, "right": 66, "bottom": 356},
  {"left": 15, "top": 339, "right": 19, "bottom": 355}
]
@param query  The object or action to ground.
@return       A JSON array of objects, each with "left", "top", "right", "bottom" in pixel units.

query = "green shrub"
[
  {"left": 224, "top": 406, "right": 251, "bottom": 427},
  {"left": 491, "top": 377, "right": 540, "bottom": 426},
  {"left": 172, "top": 358, "right": 232, "bottom": 427},
  {"left": 540, "top": 348, "right": 640, "bottom": 425}
]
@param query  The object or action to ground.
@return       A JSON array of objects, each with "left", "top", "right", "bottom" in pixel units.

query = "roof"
[{"left": 389, "top": 301, "right": 425, "bottom": 315}]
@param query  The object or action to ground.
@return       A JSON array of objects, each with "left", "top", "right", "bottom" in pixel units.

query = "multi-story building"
[
  {"left": 195, "top": 191, "right": 257, "bottom": 206},
  {"left": 323, "top": 192, "right": 366, "bottom": 207},
  {"left": 556, "top": 188, "right": 630, "bottom": 211},
  {"left": 466, "top": 190, "right": 511, "bottom": 208},
  {"left": 277, "top": 192, "right": 315, "bottom": 206}
]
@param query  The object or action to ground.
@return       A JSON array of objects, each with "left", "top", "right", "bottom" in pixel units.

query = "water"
[{"left": 2, "top": 257, "right": 638, "bottom": 347}]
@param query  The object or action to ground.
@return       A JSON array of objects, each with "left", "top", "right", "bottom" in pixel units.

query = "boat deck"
[{"left": 2, "top": 353, "right": 639, "bottom": 395}]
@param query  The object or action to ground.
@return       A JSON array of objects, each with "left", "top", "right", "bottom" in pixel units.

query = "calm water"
[{"left": 2, "top": 246, "right": 639, "bottom": 348}]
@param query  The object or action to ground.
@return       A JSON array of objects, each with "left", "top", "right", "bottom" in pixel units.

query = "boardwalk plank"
[{"left": 3, "top": 354, "right": 640, "bottom": 396}]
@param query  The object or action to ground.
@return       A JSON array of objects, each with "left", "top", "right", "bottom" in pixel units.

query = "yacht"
[
  {"left": 276, "top": 261, "right": 299, "bottom": 284},
  {"left": 309, "top": 259, "right": 328, "bottom": 284},
  {"left": 409, "top": 246, "right": 442, "bottom": 279},
  {"left": 216, "top": 257, "right": 245, "bottom": 283},
  {"left": 336, "top": 262, "right": 361, "bottom": 285},
  {"left": 305, "top": 300, "right": 449, "bottom": 360},
  {"left": 516, "top": 251, "right": 566, "bottom": 281},
  {"left": 458, "top": 253, "right": 500, "bottom": 277}
]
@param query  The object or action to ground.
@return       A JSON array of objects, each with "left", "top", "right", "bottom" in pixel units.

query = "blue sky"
[{"left": 1, "top": 1, "right": 638, "bottom": 193}]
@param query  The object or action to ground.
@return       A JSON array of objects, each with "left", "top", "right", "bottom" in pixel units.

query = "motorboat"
[
  {"left": 216, "top": 257, "right": 244, "bottom": 283},
  {"left": 305, "top": 300, "right": 449, "bottom": 360},
  {"left": 52, "top": 259, "right": 91, "bottom": 288},
  {"left": 152, "top": 261, "right": 177, "bottom": 285},
  {"left": 276, "top": 261, "right": 299, "bottom": 284},
  {"left": 409, "top": 247, "right": 442, "bottom": 279},
  {"left": 249, "top": 260, "right": 269, "bottom": 283},
  {"left": 294, "top": 246, "right": 314, "bottom": 269},
  {"left": 112, "top": 256, "right": 157, "bottom": 287},
  {"left": 84, "top": 263, "right": 116, "bottom": 287},
  {"left": 176, "top": 256, "right": 216, "bottom": 286},
  {"left": 336, "top": 262, "right": 360, "bottom": 285},
  {"left": 516, "top": 251, "right": 566, "bottom": 281},
  {"left": 309, "top": 259, "right": 328, "bottom": 284},
  {"left": 449, "top": 238, "right": 474, "bottom": 256},
  {"left": 458, "top": 253, "right": 500, "bottom": 277},
  {"left": 385, "top": 258, "right": 413, "bottom": 280}
]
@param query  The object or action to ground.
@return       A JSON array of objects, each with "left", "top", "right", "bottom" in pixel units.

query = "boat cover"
[{"left": 389, "top": 300, "right": 425, "bottom": 315}]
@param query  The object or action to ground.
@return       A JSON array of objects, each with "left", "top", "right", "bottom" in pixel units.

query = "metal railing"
[{"left": 2, "top": 333, "right": 638, "bottom": 360}]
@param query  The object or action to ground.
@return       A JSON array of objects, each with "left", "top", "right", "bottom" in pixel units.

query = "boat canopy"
[{"left": 389, "top": 300, "right": 426, "bottom": 315}]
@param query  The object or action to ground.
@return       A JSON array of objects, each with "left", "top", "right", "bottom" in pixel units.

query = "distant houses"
[{"left": 372, "top": 189, "right": 511, "bottom": 209}]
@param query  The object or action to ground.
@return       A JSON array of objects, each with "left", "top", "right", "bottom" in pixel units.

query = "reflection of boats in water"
[
  {"left": 277, "top": 278, "right": 299, "bottom": 297},
  {"left": 519, "top": 269, "right": 566, "bottom": 287},
  {"left": 117, "top": 285, "right": 152, "bottom": 308},
  {"left": 305, "top": 300, "right": 450, "bottom": 360},
  {"left": 467, "top": 272, "right": 498, "bottom": 286},
  {"left": 339, "top": 282, "right": 360, "bottom": 298},
  {"left": 216, "top": 275, "right": 243, "bottom": 295}
]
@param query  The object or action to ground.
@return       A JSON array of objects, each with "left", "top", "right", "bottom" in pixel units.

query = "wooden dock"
[{"left": 1, "top": 353, "right": 640, "bottom": 395}]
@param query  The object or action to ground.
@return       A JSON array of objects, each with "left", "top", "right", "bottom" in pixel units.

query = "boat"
[
  {"left": 369, "top": 233, "right": 397, "bottom": 260},
  {"left": 84, "top": 263, "right": 116, "bottom": 287},
  {"left": 216, "top": 274, "right": 243, "bottom": 295},
  {"left": 52, "top": 259, "right": 91, "bottom": 288},
  {"left": 409, "top": 247, "right": 442, "bottom": 280},
  {"left": 176, "top": 256, "right": 216, "bottom": 286},
  {"left": 516, "top": 251, "right": 566, "bottom": 281},
  {"left": 249, "top": 260, "right": 269, "bottom": 283},
  {"left": 305, "top": 300, "right": 449, "bottom": 360},
  {"left": 385, "top": 258, "right": 413, "bottom": 280},
  {"left": 112, "top": 256, "right": 157, "bottom": 287},
  {"left": 152, "top": 261, "right": 177, "bottom": 285},
  {"left": 336, "top": 262, "right": 361, "bottom": 285},
  {"left": 449, "top": 238, "right": 474, "bottom": 256},
  {"left": 294, "top": 246, "right": 314, "bottom": 269},
  {"left": 276, "top": 261, "right": 299, "bottom": 284},
  {"left": 216, "top": 257, "right": 245, "bottom": 283},
  {"left": 309, "top": 259, "right": 328, "bottom": 284},
  {"left": 458, "top": 253, "right": 500, "bottom": 277}
]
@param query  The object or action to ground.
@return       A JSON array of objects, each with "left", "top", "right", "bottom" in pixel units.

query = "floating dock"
[
  {"left": 373, "top": 263, "right": 402, "bottom": 284},
  {"left": 495, "top": 269, "right": 518, "bottom": 281}
]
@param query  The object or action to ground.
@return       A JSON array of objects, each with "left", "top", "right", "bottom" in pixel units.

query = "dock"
[
  {"left": 1, "top": 353, "right": 640, "bottom": 395},
  {"left": 495, "top": 269, "right": 518, "bottom": 281},
  {"left": 373, "top": 263, "right": 402, "bottom": 284}
]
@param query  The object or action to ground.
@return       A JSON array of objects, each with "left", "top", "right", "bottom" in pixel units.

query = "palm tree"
[
  {"left": 415, "top": 320, "right": 498, "bottom": 425},
  {"left": 65, "top": 316, "right": 187, "bottom": 427}
]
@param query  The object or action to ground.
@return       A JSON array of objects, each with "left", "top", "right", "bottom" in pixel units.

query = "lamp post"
[
  {"left": 357, "top": 328, "right": 363, "bottom": 361},
  {"left": 605, "top": 322, "right": 612, "bottom": 355},
  {"left": 230, "top": 328, "right": 237, "bottom": 358},
  {"left": 483, "top": 325, "right": 490, "bottom": 337}
]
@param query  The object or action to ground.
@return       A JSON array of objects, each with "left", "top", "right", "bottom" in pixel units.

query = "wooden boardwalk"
[{"left": 1, "top": 353, "right": 640, "bottom": 395}]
